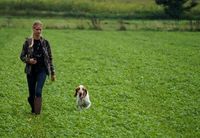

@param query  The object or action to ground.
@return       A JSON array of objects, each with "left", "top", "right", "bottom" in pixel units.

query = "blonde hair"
[
  {"left": 29, "top": 20, "right": 43, "bottom": 48},
  {"left": 32, "top": 20, "right": 43, "bottom": 28}
]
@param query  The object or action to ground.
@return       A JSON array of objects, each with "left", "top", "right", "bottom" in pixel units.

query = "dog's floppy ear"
[
  {"left": 74, "top": 87, "right": 80, "bottom": 97},
  {"left": 74, "top": 91, "right": 77, "bottom": 97},
  {"left": 83, "top": 87, "right": 87, "bottom": 97}
]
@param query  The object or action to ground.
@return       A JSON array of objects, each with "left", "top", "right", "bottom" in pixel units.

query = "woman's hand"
[
  {"left": 51, "top": 75, "right": 56, "bottom": 81},
  {"left": 28, "top": 58, "right": 37, "bottom": 64}
]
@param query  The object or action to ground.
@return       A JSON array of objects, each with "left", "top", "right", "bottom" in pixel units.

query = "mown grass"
[{"left": 0, "top": 28, "right": 200, "bottom": 137}]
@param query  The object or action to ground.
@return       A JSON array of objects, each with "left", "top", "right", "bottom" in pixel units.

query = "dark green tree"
[{"left": 155, "top": 0, "right": 198, "bottom": 18}]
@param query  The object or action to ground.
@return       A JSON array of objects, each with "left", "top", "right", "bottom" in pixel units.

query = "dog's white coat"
[{"left": 75, "top": 85, "right": 91, "bottom": 110}]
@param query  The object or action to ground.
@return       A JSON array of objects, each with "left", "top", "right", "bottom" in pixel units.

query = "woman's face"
[{"left": 33, "top": 24, "right": 42, "bottom": 37}]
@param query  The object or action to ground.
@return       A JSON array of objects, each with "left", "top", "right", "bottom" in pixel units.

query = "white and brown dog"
[{"left": 74, "top": 85, "right": 91, "bottom": 110}]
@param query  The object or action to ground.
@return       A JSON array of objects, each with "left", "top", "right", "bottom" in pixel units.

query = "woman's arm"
[
  {"left": 20, "top": 40, "right": 29, "bottom": 63},
  {"left": 46, "top": 40, "right": 55, "bottom": 76}
]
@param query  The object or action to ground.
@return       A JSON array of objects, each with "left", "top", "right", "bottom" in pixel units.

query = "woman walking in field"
[{"left": 20, "top": 20, "right": 56, "bottom": 114}]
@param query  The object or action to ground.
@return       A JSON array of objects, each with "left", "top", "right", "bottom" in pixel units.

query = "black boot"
[
  {"left": 28, "top": 97, "right": 34, "bottom": 113},
  {"left": 34, "top": 97, "right": 42, "bottom": 115}
]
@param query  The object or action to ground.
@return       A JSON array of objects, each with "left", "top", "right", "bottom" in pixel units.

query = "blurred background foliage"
[{"left": 0, "top": 0, "right": 199, "bottom": 19}]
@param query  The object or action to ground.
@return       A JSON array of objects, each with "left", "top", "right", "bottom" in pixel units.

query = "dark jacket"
[{"left": 20, "top": 37, "right": 55, "bottom": 76}]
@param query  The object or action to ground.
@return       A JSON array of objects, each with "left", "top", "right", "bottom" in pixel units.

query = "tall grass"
[
  {"left": 1, "top": 17, "right": 200, "bottom": 31},
  {"left": 0, "top": 0, "right": 160, "bottom": 13},
  {"left": 0, "top": 0, "right": 199, "bottom": 19}
]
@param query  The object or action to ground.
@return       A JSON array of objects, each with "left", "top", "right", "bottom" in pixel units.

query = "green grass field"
[{"left": 0, "top": 28, "right": 200, "bottom": 137}]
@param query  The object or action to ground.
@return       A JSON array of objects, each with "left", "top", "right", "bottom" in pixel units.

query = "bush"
[
  {"left": 155, "top": 0, "right": 198, "bottom": 18},
  {"left": 117, "top": 19, "right": 126, "bottom": 31}
]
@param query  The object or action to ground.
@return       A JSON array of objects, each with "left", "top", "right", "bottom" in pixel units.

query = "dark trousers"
[{"left": 26, "top": 69, "right": 47, "bottom": 101}]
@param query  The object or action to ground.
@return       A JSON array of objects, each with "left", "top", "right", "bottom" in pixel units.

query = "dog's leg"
[
  {"left": 77, "top": 105, "right": 82, "bottom": 111},
  {"left": 85, "top": 103, "right": 91, "bottom": 109}
]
